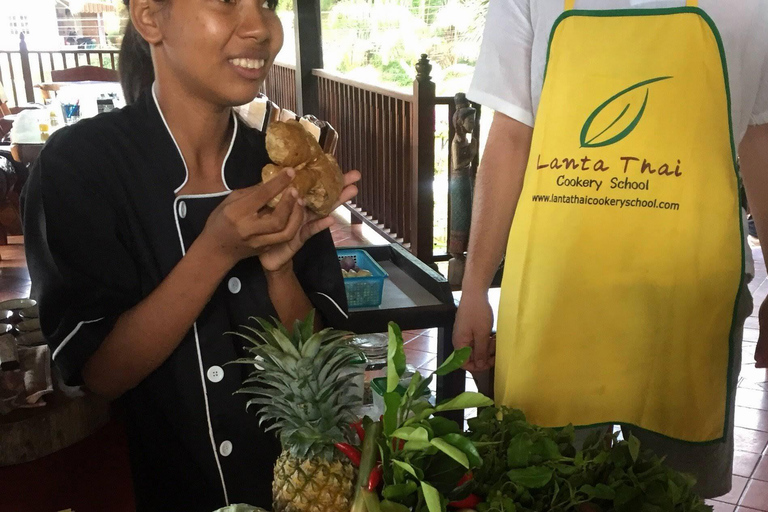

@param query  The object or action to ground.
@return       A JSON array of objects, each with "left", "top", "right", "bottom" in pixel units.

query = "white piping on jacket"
[
  {"left": 52, "top": 317, "right": 105, "bottom": 360},
  {"left": 152, "top": 84, "right": 238, "bottom": 194}
]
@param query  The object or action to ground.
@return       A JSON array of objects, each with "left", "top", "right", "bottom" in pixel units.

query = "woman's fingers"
[
  {"left": 300, "top": 215, "right": 336, "bottom": 244},
  {"left": 248, "top": 201, "right": 306, "bottom": 249},
  {"left": 332, "top": 170, "right": 361, "bottom": 208},
  {"left": 344, "top": 170, "right": 362, "bottom": 186},
  {"left": 227, "top": 168, "right": 296, "bottom": 218},
  {"left": 333, "top": 170, "right": 361, "bottom": 209}
]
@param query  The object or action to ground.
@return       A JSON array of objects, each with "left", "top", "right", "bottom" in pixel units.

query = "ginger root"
[{"left": 262, "top": 120, "right": 344, "bottom": 216}]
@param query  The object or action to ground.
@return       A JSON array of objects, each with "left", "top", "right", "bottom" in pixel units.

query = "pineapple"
[{"left": 231, "top": 311, "right": 364, "bottom": 512}]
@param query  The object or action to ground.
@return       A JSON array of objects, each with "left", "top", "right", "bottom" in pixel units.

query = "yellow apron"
[{"left": 495, "top": 0, "right": 744, "bottom": 442}]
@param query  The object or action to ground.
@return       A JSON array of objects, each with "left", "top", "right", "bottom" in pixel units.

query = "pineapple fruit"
[{"left": 232, "top": 311, "right": 364, "bottom": 512}]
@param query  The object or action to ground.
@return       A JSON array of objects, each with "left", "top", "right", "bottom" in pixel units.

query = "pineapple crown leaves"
[{"left": 228, "top": 310, "right": 365, "bottom": 461}]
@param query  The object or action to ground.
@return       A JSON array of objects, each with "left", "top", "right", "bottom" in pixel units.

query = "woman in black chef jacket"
[{"left": 21, "top": 0, "right": 360, "bottom": 510}]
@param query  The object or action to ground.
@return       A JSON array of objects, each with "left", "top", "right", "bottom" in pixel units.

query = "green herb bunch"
[{"left": 467, "top": 407, "right": 711, "bottom": 512}]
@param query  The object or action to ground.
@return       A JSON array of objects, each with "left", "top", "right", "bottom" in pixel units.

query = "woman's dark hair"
[{"left": 119, "top": 0, "right": 156, "bottom": 105}]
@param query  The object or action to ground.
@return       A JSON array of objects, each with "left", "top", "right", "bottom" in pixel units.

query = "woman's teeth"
[{"left": 230, "top": 58, "right": 265, "bottom": 70}]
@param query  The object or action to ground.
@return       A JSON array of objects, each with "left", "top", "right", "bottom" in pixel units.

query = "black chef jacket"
[{"left": 22, "top": 88, "right": 349, "bottom": 512}]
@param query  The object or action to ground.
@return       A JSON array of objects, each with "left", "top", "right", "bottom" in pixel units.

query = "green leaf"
[
  {"left": 531, "top": 437, "right": 562, "bottom": 461},
  {"left": 668, "top": 479, "right": 682, "bottom": 504},
  {"left": 507, "top": 434, "right": 532, "bottom": 468},
  {"left": 430, "top": 438, "right": 470, "bottom": 469},
  {"left": 382, "top": 482, "right": 418, "bottom": 500},
  {"left": 428, "top": 417, "right": 461, "bottom": 438},
  {"left": 582, "top": 430, "right": 603, "bottom": 450},
  {"left": 420, "top": 481, "right": 443, "bottom": 512},
  {"left": 414, "top": 374, "right": 434, "bottom": 401},
  {"left": 441, "top": 433, "right": 482, "bottom": 468},
  {"left": 387, "top": 322, "right": 407, "bottom": 393},
  {"left": 435, "top": 392, "right": 493, "bottom": 412},
  {"left": 403, "top": 440, "right": 434, "bottom": 451},
  {"left": 403, "top": 405, "right": 437, "bottom": 426},
  {"left": 434, "top": 347, "right": 471, "bottom": 376},
  {"left": 410, "top": 427, "right": 430, "bottom": 443},
  {"left": 557, "top": 424, "right": 576, "bottom": 444},
  {"left": 506, "top": 467, "right": 554, "bottom": 489},
  {"left": 392, "top": 426, "right": 431, "bottom": 451},
  {"left": 299, "top": 310, "right": 315, "bottom": 341},
  {"left": 362, "top": 490, "right": 382, "bottom": 512},
  {"left": 628, "top": 434, "right": 641, "bottom": 463},
  {"left": 614, "top": 484, "right": 642, "bottom": 507},
  {"left": 380, "top": 499, "right": 412, "bottom": 512},
  {"left": 580, "top": 76, "right": 673, "bottom": 148},
  {"left": 383, "top": 392, "right": 403, "bottom": 436},
  {"left": 553, "top": 463, "right": 579, "bottom": 476},
  {"left": 594, "top": 451, "right": 610, "bottom": 465},
  {"left": 393, "top": 460, "right": 419, "bottom": 479},
  {"left": 391, "top": 427, "right": 416, "bottom": 440},
  {"left": 404, "top": 371, "right": 423, "bottom": 404},
  {"left": 594, "top": 484, "right": 616, "bottom": 500}
]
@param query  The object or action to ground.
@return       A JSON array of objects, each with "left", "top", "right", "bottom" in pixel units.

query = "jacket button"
[
  {"left": 207, "top": 366, "right": 224, "bottom": 383},
  {"left": 219, "top": 440, "right": 233, "bottom": 457},
  {"left": 178, "top": 201, "right": 187, "bottom": 219},
  {"left": 228, "top": 277, "right": 242, "bottom": 294}
]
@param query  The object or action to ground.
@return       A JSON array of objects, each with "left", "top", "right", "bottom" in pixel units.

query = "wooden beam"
[
  {"left": 19, "top": 34, "right": 35, "bottom": 104},
  {"left": 293, "top": 0, "right": 323, "bottom": 116},
  {"left": 411, "top": 55, "right": 436, "bottom": 267}
]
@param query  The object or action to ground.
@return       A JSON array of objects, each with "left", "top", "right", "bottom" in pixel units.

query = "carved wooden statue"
[{"left": 448, "top": 93, "right": 479, "bottom": 286}]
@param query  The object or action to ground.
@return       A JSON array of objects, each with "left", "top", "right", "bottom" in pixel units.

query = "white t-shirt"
[{"left": 469, "top": 0, "right": 768, "bottom": 278}]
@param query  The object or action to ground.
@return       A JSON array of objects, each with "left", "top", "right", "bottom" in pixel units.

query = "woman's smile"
[{"left": 228, "top": 57, "right": 268, "bottom": 80}]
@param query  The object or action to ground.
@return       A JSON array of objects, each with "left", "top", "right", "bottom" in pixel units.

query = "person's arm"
[
  {"left": 264, "top": 263, "right": 316, "bottom": 328},
  {"left": 82, "top": 172, "right": 304, "bottom": 398},
  {"left": 739, "top": 122, "right": 768, "bottom": 367},
  {"left": 454, "top": 113, "right": 533, "bottom": 372},
  {"left": 258, "top": 170, "right": 361, "bottom": 329}
]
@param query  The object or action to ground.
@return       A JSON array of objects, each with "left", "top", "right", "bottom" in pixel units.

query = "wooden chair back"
[{"left": 50, "top": 66, "right": 119, "bottom": 83}]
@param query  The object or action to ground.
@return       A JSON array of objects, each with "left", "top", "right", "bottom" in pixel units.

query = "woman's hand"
[
  {"left": 259, "top": 170, "right": 361, "bottom": 273},
  {"left": 201, "top": 168, "right": 305, "bottom": 268}
]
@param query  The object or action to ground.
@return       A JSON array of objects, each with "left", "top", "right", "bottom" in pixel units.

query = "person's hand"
[
  {"left": 201, "top": 168, "right": 304, "bottom": 267},
  {"left": 453, "top": 290, "right": 495, "bottom": 373},
  {"left": 258, "top": 170, "right": 361, "bottom": 272},
  {"left": 756, "top": 297, "right": 768, "bottom": 368}
]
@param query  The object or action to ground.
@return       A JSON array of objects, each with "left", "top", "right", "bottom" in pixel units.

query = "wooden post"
[
  {"left": 19, "top": 33, "right": 35, "bottom": 104},
  {"left": 411, "top": 55, "right": 436, "bottom": 266},
  {"left": 293, "top": 0, "right": 323, "bottom": 116}
]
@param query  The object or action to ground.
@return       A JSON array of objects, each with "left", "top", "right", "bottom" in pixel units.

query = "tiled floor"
[
  {"left": 2, "top": 213, "right": 768, "bottom": 508},
  {"left": 712, "top": 241, "right": 768, "bottom": 511}
]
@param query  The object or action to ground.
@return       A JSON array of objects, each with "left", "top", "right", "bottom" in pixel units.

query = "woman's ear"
[{"left": 130, "top": 0, "right": 164, "bottom": 45}]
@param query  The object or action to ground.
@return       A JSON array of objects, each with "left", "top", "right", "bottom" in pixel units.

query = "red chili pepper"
[
  {"left": 457, "top": 471, "right": 473, "bottom": 487},
  {"left": 391, "top": 438, "right": 406, "bottom": 451},
  {"left": 449, "top": 494, "right": 481, "bottom": 509},
  {"left": 367, "top": 464, "right": 383, "bottom": 492},
  {"left": 335, "top": 442, "right": 362, "bottom": 467},
  {"left": 351, "top": 420, "right": 365, "bottom": 444}
]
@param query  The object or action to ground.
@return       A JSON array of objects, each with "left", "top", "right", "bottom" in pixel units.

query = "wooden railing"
[
  {"left": 262, "top": 62, "right": 297, "bottom": 114},
  {"left": 310, "top": 58, "right": 481, "bottom": 266},
  {"left": 0, "top": 34, "right": 119, "bottom": 107},
  {"left": 315, "top": 69, "right": 415, "bottom": 246}
]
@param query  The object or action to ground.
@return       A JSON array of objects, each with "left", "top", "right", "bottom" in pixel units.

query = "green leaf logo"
[{"left": 580, "top": 76, "right": 672, "bottom": 148}]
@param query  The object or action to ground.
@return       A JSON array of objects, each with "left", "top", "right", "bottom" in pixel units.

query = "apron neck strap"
[{"left": 564, "top": 0, "right": 698, "bottom": 9}]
